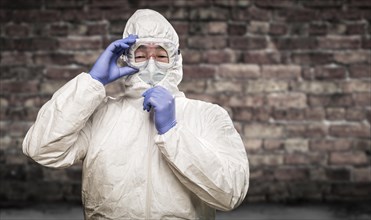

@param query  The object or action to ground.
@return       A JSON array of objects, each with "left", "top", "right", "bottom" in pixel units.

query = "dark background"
[{"left": 0, "top": 0, "right": 370, "bottom": 206}]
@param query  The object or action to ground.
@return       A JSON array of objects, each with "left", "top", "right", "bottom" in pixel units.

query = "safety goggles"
[{"left": 122, "top": 38, "right": 179, "bottom": 70}]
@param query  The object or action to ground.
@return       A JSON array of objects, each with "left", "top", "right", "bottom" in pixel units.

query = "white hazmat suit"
[{"left": 23, "top": 9, "right": 249, "bottom": 220}]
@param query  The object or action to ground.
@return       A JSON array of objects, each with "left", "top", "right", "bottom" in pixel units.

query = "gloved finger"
[
  {"left": 143, "top": 88, "right": 163, "bottom": 112},
  {"left": 118, "top": 66, "right": 138, "bottom": 77},
  {"left": 142, "top": 87, "right": 156, "bottom": 97},
  {"left": 143, "top": 96, "right": 152, "bottom": 112},
  {"left": 143, "top": 89, "right": 155, "bottom": 111},
  {"left": 122, "top": 35, "right": 138, "bottom": 44},
  {"left": 111, "top": 42, "right": 131, "bottom": 54}
]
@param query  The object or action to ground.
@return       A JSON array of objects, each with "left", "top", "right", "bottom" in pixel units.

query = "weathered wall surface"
[{"left": 0, "top": 0, "right": 370, "bottom": 204}]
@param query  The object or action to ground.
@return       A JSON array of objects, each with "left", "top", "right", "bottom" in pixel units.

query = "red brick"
[
  {"left": 273, "top": 108, "right": 305, "bottom": 121},
  {"left": 329, "top": 151, "right": 368, "bottom": 165},
  {"left": 263, "top": 139, "right": 284, "bottom": 151},
  {"left": 269, "top": 23, "right": 287, "bottom": 35},
  {"left": 243, "top": 139, "right": 262, "bottom": 153},
  {"left": 353, "top": 139, "right": 371, "bottom": 151},
  {"left": 305, "top": 108, "right": 326, "bottom": 120},
  {"left": 292, "top": 81, "right": 340, "bottom": 94},
  {"left": 348, "top": 0, "right": 371, "bottom": 7},
  {"left": 33, "top": 52, "right": 75, "bottom": 65},
  {"left": 61, "top": 9, "right": 105, "bottom": 21},
  {"left": 45, "top": 0, "right": 85, "bottom": 9},
  {"left": 248, "top": 21, "right": 269, "bottom": 35},
  {"left": 189, "top": 7, "right": 229, "bottom": 20},
  {"left": 353, "top": 93, "right": 371, "bottom": 106},
  {"left": 188, "top": 36, "right": 226, "bottom": 49},
  {"left": 285, "top": 124, "right": 328, "bottom": 138},
  {"left": 308, "top": 94, "right": 354, "bottom": 107},
  {"left": 331, "top": 183, "right": 371, "bottom": 199},
  {"left": 285, "top": 153, "right": 325, "bottom": 165},
  {"left": 267, "top": 93, "right": 306, "bottom": 108},
  {"left": 274, "top": 168, "right": 309, "bottom": 181},
  {"left": 334, "top": 51, "right": 370, "bottom": 64},
  {"left": 12, "top": 10, "right": 60, "bottom": 23},
  {"left": 256, "top": 0, "right": 295, "bottom": 8},
  {"left": 249, "top": 155, "right": 284, "bottom": 167},
  {"left": 206, "top": 81, "right": 243, "bottom": 94},
  {"left": 172, "top": 22, "right": 189, "bottom": 35},
  {"left": 232, "top": 107, "right": 270, "bottom": 122},
  {"left": 45, "top": 67, "right": 84, "bottom": 80},
  {"left": 366, "top": 110, "right": 371, "bottom": 124},
  {"left": 303, "top": 0, "right": 343, "bottom": 8},
  {"left": 309, "top": 23, "right": 327, "bottom": 36},
  {"left": 87, "top": 23, "right": 108, "bottom": 36},
  {"left": 325, "top": 168, "right": 351, "bottom": 181},
  {"left": 310, "top": 139, "right": 352, "bottom": 151},
  {"left": 4, "top": 24, "right": 30, "bottom": 37},
  {"left": 58, "top": 37, "right": 102, "bottom": 50},
  {"left": 246, "top": 80, "right": 288, "bottom": 93},
  {"left": 272, "top": 37, "right": 317, "bottom": 50},
  {"left": 207, "top": 22, "right": 227, "bottom": 34},
  {"left": 218, "top": 64, "right": 260, "bottom": 78},
  {"left": 205, "top": 49, "right": 237, "bottom": 64},
  {"left": 342, "top": 80, "right": 370, "bottom": 93},
  {"left": 183, "top": 65, "right": 216, "bottom": 79},
  {"left": 346, "top": 23, "right": 366, "bottom": 35},
  {"left": 181, "top": 49, "right": 203, "bottom": 64},
  {"left": 291, "top": 52, "right": 334, "bottom": 65},
  {"left": 244, "top": 52, "right": 281, "bottom": 64},
  {"left": 362, "top": 37, "right": 371, "bottom": 49},
  {"left": 0, "top": 81, "right": 39, "bottom": 94},
  {"left": 326, "top": 108, "right": 345, "bottom": 121},
  {"left": 230, "top": 7, "right": 268, "bottom": 21},
  {"left": 282, "top": 9, "right": 317, "bottom": 22},
  {"left": 49, "top": 23, "right": 69, "bottom": 36},
  {"left": 262, "top": 65, "right": 301, "bottom": 79},
  {"left": 167, "top": 8, "right": 189, "bottom": 20},
  {"left": 244, "top": 124, "right": 284, "bottom": 138},
  {"left": 330, "top": 124, "right": 370, "bottom": 138},
  {"left": 90, "top": 0, "right": 131, "bottom": 8},
  {"left": 228, "top": 23, "right": 246, "bottom": 35},
  {"left": 0, "top": 52, "right": 33, "bottom": 66},
  {"left": 247, "top": 6, "right": 271, "bottom": 21},
  {"left": 318, "top": 36, "right": 361, "bottom": 49},
  {"left": 0, "top": 0, "right": 43, "bottom": 9},
  {"left": 229, "top": 36, "right": 267, "bottom": 50},
  {"left": 321, "top": 9, "right": 363, "bottom": 21},
  {"left": 348, "top": 64, "right": 371, "bottom": 78},
  {"left": 346, "top": 109, "right": 366, "bottom": 121},
  {"left": 313, "top": 66, "right": 347, "bottom": 80},
  {"left": 228, "top": 95, "right": 265, "bottom": 107},
  {"left": 352, "top": 168, "right": 371, "bottom": 182}
]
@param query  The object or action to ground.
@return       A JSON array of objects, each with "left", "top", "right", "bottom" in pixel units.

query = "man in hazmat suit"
[{"left": 23, "top": 9, "right": 249, "bottom": 219}]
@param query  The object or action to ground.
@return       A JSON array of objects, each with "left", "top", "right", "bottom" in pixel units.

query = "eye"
[
  {"left": 157, "top": 55, "right": 168, "bottom": 58},
  {"left": 135, "top": 55, "right": 146, "bottom": 59},
  {"left": 134, "top": 51, "right": 147, "bottom": 62}
]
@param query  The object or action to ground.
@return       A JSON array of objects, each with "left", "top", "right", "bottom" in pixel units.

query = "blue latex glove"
[
  {"left": 142, "top": 86, "right": 177, "bottom": 134},
  {"left": 90, "top": 35, "right": 138, "bottom": 85}
]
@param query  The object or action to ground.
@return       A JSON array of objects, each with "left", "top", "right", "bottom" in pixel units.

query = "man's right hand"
[{"left": 90, "top": 35, "right": 138, "bottom": 85}]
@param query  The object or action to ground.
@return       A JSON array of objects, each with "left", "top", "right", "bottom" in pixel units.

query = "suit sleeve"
[
  {"left": 155, "top": 104, "right": 249, "bottom": 211},
  {"left": 22, "top": 73, "right": 106, "bottom": 168}
]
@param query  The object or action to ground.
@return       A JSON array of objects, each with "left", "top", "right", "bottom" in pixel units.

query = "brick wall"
[{"left": 0, "top": 0, "right": 370, "bottom": 204}]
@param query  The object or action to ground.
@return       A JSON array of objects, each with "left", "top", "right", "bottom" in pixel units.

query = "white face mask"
[{"left": 137, "top": 58, "right": 167, "bottom": 86}]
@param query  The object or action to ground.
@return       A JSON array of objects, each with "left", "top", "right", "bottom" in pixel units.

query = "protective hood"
[{"left": 121, "top": 9, "right": 183, "bottom": 98}]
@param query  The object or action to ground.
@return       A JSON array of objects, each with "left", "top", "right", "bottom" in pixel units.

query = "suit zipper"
[{"left": 145, "top": 116, "right": 154, "bottom": 219}]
